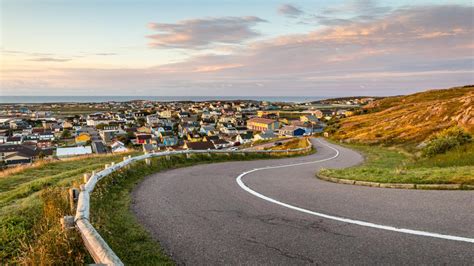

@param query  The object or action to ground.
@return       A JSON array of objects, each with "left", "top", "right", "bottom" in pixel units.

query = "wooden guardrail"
[{"left": 70, "top": 141, "right": 313, "bottom": 265}]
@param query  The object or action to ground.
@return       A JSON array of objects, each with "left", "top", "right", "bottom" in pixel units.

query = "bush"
[{"left": 422, "top": 127, "right": 472, "bottom": 157}]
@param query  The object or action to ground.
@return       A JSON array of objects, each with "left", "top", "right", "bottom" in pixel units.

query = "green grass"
[
  {"left": 320, "top": 141, "right": 474, "bottom": 185},
  {"left": 0, "top": 152, "right": 138, "bottom": 263},
  {"left": 1, "top": 149, "right": 312, "bottom": 264}
]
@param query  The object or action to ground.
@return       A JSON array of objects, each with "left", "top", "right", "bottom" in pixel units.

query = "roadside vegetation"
[
  {"left": 330, "top": 86, "right": 473, "bottom": 144},
  {"left": 0, "top": 152, "right": 137, "bottom": 263},
  {"left": 1, "top": 146, "right": 312, "bottom": 264},
  {"left": 321, "top": 126, "right": 474, "bottom": 185},
  {"left": 321, "top": 86, "right": 474, "bottom": 186},
  {"left": 267, "top": 137, "right": 311, "bottom": 151}
]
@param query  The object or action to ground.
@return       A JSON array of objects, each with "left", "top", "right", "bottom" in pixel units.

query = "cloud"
[
  {"left": 312, "top": 0, "right": 392, "bottom": 26},
  {"left": 278, "top": 4, "right": 304, "bottom": 18},
  {"left": 147, "top": 16, "right": 266, "bottom": 49},
  {"left": 28, "top": 57, "right": 72, "bottom": 62},
  {"left": 2, "top": 5, "right": 473, "bottom": 96}
]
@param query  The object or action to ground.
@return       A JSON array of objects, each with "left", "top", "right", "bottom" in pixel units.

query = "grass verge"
[
  {"left": 0, "top": 152, "right": 138, "bottom": 263},
  {"left": 319, "top": 141, "right": 474, "bottom": 185},
  {"left": 1, "top": 147, "right": 312, "bottom": 264}
]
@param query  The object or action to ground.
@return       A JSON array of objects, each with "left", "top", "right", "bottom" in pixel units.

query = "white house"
[{"left": 56, "top": 146, "right": 92, "bottom": 157}]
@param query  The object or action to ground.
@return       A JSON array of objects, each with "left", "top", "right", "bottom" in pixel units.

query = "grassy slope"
[
  {"left": 0, "top": 152, "right": 138, "bottom": 263},
  {"left": 322, "top": 86, "right": 474, "bottom": 185},
  {"left": 1, "top": 147, "right": 312, "bottom": 264},
  {"left": 332, "top": 86, "right": 473, "bottom": 145},
  {"left": 268, "top": 138, "right": 310, "bottom": 150},
  {"left": 320, "top": 142, "right": 474, "bottom": 185}
]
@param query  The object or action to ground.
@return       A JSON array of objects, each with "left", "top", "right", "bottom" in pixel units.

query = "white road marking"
[{"left": 236, "top": 139, "right": 474, "bottom": 244}]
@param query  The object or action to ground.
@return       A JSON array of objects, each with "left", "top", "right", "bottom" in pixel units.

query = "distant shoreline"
[{"left": 0, "top": 96, "right": 330, "bottom": 104}]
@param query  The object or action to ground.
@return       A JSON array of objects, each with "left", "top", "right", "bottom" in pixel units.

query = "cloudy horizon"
[{"left": 1, "top": 0, "right": 473, "bottom": 96}]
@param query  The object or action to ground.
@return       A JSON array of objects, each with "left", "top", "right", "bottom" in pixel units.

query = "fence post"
[
  {"left": 83, "top": 173, "right": 91, "bottom": 183},
  {"left": 186, "top": 153, "right": 191, "bottom": 159},
  {"left": 68, "top": 187, "right": 79, "bottom": 212},
  {"left": 145, "top": 158, "right": 151, "bottom": 165},
  {"left": 61, "top": 215, "right": 75, "bottom": 230}
]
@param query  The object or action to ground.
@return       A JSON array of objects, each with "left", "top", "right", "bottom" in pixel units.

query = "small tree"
[
  {"left": 422, "top": 126, "right": 472, "bottom": 157},
  {"left": 61, "top": 129, "right": 71, "bottom": 139}
]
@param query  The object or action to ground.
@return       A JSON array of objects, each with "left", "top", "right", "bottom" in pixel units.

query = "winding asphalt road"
[{"left": 132, "top": 138, "right": 474, "bottom": 264}]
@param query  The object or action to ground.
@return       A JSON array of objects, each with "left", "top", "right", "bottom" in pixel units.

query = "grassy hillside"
[
  {"left": 320, "top": 142, "right": 474, "bottom": 185},
  {"left": 331, "top": 86, "right": 473, "bottom": 145},
  {"left": 0, "top": 152, "right": 138, "bottom": 263},
  {"left": 1, "top": 147, "right": 312, "bottom": 264},
  {"left": 323, "top": 85, "right": 474, "bottom": 186}
]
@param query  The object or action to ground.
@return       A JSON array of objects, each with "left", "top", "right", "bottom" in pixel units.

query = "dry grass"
[
  {"left": 332, "top": 86, "right": 474, "bottom": 145},
  {"left": 268, "top": 137, "right": 311, "bottom": 151}
]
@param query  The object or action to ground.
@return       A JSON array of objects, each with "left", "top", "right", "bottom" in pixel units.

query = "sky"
[{"left": 1, "top": 0, "right": 473, "bottom": 97}]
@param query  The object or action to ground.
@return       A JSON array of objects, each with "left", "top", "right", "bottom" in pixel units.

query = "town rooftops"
[{"left": 247, "top": 118, "right": 276, "bottom": 124}]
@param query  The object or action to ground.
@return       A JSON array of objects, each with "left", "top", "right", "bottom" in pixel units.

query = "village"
[{"left": 0, "top": 99, "right": 368, "bottom": 168}]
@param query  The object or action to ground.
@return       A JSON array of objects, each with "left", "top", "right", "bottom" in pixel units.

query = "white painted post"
[
  {"left": 186, "top": 153, "right": 191, "bottom": 159},
  {"left": 104, "top": 164, "right": 109, "bottom": 169},
  {"left": 61, "top": 215, "right": 75, "bottom": 230},
  {"left": 145, "top": 158, "right": 151, "bottom": 165},
  {"left": 166, "top": 155, "right": 170, "bottom": 160},
  {"left": 83, "top": 173, "right": 91, "bottom": 183}
]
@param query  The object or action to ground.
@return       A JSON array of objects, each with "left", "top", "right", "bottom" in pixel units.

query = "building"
[
  {"left": 75, "top": 133, "right": 91, "bottom": 145},
  {"left": 279, "top": 126, "right": 306, "bottom": 137},
  {"left": 0, "top": 144, "right": 53, "bottom": 166},
  {"left": 253, "top": 131, "right": 277, "bottom": 141},
  {"left": 246, "top": 118, "right": 279, "bottom": 132},
  {"left": 111, "top": 141, "right": 128, "bottom": 153},
  {"left": 183, "top": 141, "right": 216, "bottom": 150},
  {"left": 56, "top": 146, "right": 92, "bottom": 157}
]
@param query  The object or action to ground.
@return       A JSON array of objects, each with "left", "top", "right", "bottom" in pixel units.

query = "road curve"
[{"left": 132, "top": 138, "right": 474, "bottom": 265}]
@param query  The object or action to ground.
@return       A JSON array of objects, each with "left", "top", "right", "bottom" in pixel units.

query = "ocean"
[{"left": 0, "top": 96, "right": 328, "bottom": 104}]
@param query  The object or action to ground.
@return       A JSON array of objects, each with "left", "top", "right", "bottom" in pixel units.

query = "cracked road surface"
[{"left": 132, "top": 138, "right": 474, "bottom": 264}]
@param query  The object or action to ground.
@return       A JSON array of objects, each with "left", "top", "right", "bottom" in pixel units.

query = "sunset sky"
[{"left": 1, "top": 0, "right": 473, "bottom": 96}]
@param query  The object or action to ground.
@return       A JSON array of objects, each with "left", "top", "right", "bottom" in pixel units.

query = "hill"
[{"left": 331, "top": 85, "right": 474, "bottom": 145}]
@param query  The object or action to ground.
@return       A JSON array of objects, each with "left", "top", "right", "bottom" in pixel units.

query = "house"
[
  {"left": 160, "top": 134, "right": 178, "bottom": 147},
  {"left": 183, "top": 141, "right": 216, "bottom": 150},
  {"left": 56, "top": 146, "right": 92, "bottom": 157},
  {"left": 0, "top": 144, "right": 54, "bottom": 166},
  {"left": 211, "top": 139, "right": 231, "bottom": 149},
  {"left": 136, "top": 133, "right": 152, "bottom": 145},
  {"left": 279, "top": 126, "right": 306, "bottom": 137},
  {"left": 253, "top": 131, "right": 277, "bottom": 141},
  {"left": 6, "top": 136, "right": 22, "bottom": 145},
  {"left": 300, "top": 115, "right": 319, "bottom": 124},
  {"left": 75, "top": 133, "right": 91, "bottom": 145},
  {"left": 91, "top": 141, "right": 107, "bottom": 154},
  {"left": 142, "top": 143, "right": 155, "bottom": 153},
  {"left": 111, "top": 141, "right": 128, "bottom": 153},
  {"left": 247, "top": 118, "right": 279, "bottom": 132},
  {"left": 235, "top": 132, "right": 254, "bottom": 144}
]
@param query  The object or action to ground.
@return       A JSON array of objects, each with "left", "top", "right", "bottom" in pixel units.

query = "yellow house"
[
  {"left": 137, "top": 126, "right": 152, "bottom": 134},
  {"left": 75, "top": 133, "right": 91, "bottom": 145},
  {"left": 247, "top": 118, "right": 279, "bottom": 132}
]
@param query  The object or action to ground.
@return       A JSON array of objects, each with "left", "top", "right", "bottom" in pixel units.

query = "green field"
[
  {"left": 0, "top": 152, "right": 138, "bottom": 263},
  {"left": 1, "top": 149, "right": 312, "bottom": 264},
  {"left": 319, "top": 142, "right": 474, "bottom": 185}
]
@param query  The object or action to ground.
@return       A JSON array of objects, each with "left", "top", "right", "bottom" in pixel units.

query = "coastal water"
[{"left": 0, "top": 96, "right": 327, "bottom": 104}]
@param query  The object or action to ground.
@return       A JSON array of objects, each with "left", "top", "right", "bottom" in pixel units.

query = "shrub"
[{"left": 422, "top": 127, "right": 472, "bottom": 157}]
